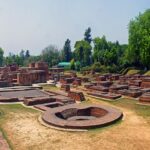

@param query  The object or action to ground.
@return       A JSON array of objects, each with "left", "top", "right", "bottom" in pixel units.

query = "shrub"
[
  {"left": 70, "top": 59, "right": 75, "bottom": 70},
  {"left": 75, "top": 61, "right": 81, "bottom": 71},
  {"left": 91, "top": 62, "right": 101, "bottom": 72},
  {"left": 81, "top": 66, "right": 91, "bottom": 71}
]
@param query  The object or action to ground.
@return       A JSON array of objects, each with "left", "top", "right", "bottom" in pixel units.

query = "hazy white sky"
[{"left": 0, "top": 0, "right": 149, "bottom": 55}]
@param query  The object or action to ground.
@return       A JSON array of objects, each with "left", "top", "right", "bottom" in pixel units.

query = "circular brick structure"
[{"left": 42, "top": 104, "right": 123, "bottom": 130}]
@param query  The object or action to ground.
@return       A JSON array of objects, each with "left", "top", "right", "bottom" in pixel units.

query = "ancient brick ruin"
[
  {"left": 48, "top": 69, "right": 150, "bottom": 104},
  {"left": 0, "top": 62, "right": 48, "bottom": 86},
  {"left": 42, "top": 104, "right": 123, "bottom": 129},
  {"left": 139, "top": 92, "right": 150, "bottom": 103},
  {"left": 68, "top": 91, "right": 85, "bottom": 102},
  {"left": 79, "top": 73, "right": 150, "bottom": 104},
  {"left": 0, "top": 66, "right": 150, "bottom": 131}
]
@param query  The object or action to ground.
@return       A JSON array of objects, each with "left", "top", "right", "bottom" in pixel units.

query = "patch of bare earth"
[
  {"left": 2, "top": 103, "right": 150, "bottom": 150},
  {"left": 0, "top": 132, "right": 10, "bottom": 150}
]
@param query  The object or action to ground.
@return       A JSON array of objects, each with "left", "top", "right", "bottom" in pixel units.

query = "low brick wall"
[
  {"left": 0, "top": 96, "right": 19, "bottom": 102},
  {"left": 139, "top": 93, "right": 150, "bottom": 103},
  {"left": 68, "top": 91, "right": 85, "bottom": 102},
  {"left": 89, "top": 86, "right": 109, "bottom": 92},
  {"left": 87, "top": 92, "right": 121, "bottom": 100},
  {"left": 24, "top": 97, "right": 56, "bottom": 106}
]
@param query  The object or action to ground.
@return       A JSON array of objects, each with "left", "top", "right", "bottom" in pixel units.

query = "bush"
[
  {"left": 81, "top": 66, "right": 91, "bottom": 71},
  {"left": 107, "top": 64, "right": 119, "bottom": 73},
  {"left": 70, "top": 59, "right": 75, "bottom": 70},
  {"left": 91, "top": 62, "right": 101, "bottom": 72},
  {"left": 75, "top": 61, "right": 81, "bottom": 71},
  {"left": 99, "top": 65, "right": 108, "bottom": 73}
]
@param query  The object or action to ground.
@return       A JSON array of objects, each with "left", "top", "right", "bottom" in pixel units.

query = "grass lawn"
[
  {"left": 126, "top": 69, "right": 141, "bottom": 75},
  {"left": 109, "top": 98, "right": 150, "bottom": 118},
  {"left": 145, "top": 70, "right": 150, "bottom": 75},
  {"left": 42, "top": 84, "right": 59, "bottom": 91},
  {"left": 89, "top": 97, "right": 150, "bottom": 123}
]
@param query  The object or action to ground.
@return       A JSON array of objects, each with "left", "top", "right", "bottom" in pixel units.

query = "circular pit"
[{"left": 42, "top": 104, "right": 123, "bottom": 130}]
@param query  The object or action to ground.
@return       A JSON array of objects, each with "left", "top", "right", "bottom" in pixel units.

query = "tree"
[
  {"left": 4, "top": 56, "right": 13, "bottom": 65},
  {"left": 93, "top": 36, "right": 108, "bottom": 64},
  {"left": 70, "top": 59, "right": 75, "bottom": 70},
  {"left": 62, "top": 39, "right": 72, "bottom": 62},
  {"left": 84, "top": 27, "right": 92, "bottom": 44},
  {"left": 41, "top": 45, "right": 61, "bottom": 67},
  {"left": 25, "top": 50, "right": 30, "bottom": 58},
  {"left": 74, "top": 40, "right": 92, "bottom": 67},
  {"left": 93, "top": 36, "right": 126, "bottom": 68},
  {"left": 75, "top": 61, "right": 81, "bottom": 71},
  {"left": 24, "top": 55, "right": 41, "bottom": 66},
  {"left": 128, "top": 9, "right": 150, "bottom": 69},
  {"left": 19, "top": 50, "right": 25, "bottom": 59},
  {"left": 15, "top": 55, "right": 23, "bottom": 66},
  {"left": 91, "top": 62, "right": 101, "bottom": 72},
  {"left": 0, "top": 47, "right": 4, "bottom": 66},
  {"left": 18, "top": 50, "right": 25, "bottom": 66}
]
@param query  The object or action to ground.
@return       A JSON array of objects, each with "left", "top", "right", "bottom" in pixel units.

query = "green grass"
[
  {"left": 108, "top": 98, "right": 150, "bottom": 118},
  {"left": 88, "top": 96, "right": 150, "bottom": 120},
  {"left": 0, "top": 104, "right": 38, "bottom": 114},
  {"left": 145, "top": 70, "right": 150, "bottom": 75},
  {"left": 42, "top": 85, "right": 59, "bottom": 91},
  {"left": 126, "top": 69, "right": 141, "bottom": 75}
]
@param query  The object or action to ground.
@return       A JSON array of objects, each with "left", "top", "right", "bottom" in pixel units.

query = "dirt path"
[
  {"left": 1, "top": 100, "right": 150, "bottom": 150},
  {"left": 0, "top": 132, "right": 10, "bottom": 150}
]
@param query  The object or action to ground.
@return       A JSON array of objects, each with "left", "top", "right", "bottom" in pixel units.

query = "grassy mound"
[
  {"left": 126, "top": 69, "right": 141, "bottom": 75},
  {"left": 145, "top": 71, "right": 150, "bottom": 76}
]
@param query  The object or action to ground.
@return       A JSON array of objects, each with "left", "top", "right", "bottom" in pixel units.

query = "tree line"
[{"left": 0, "top": 9, "right": 149, "bottom": 72}]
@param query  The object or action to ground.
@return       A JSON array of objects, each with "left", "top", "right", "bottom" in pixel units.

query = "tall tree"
[
  {"left": 15, "top": 55, "right": 23, "bottom": 66},
  {"left": 41, "top": 45, "right": 61, "bottom": 67},
  {"left": 84, "top": 27, "right": 92, "bottom": 44},
  {"left": 19, "top": 50, "right": 25, "bottom": 58},
  {"left": 93, "top": 36, "right": 108, "bottom": 64},
  {"left": 0, "top": 47, "right": 4, "bottom": 66},
  {"left": 62, "top": 39, "right": 72, "bottom": 62},
  {"left": 74, "top": 40, "right": 92, "bottom": 66},
  {"left": 25, "top": 50, "right": 30, "bottom": 58},
  {"left": 70, "top": 59, "right": 75, "bottom": 70},
  {"left": 19, "top": 50, "right": 25, "bottom": 66},
  {"left": 93, "top": 36, "right": 126, "bottom": 66},
  {"left": 128, "top": 9, "right": 150, "bottom": 69}
]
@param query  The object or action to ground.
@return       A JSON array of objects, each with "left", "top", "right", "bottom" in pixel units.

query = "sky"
[{"left": 0, "top": 0, "right": 149, "bottom": 56}]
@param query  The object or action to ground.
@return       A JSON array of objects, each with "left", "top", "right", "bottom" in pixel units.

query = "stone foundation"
[{"left": 42, "top": 104, "right": 123, "bottom": 129}]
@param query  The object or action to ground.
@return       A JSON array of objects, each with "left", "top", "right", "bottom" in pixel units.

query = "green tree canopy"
[
  {"left": 128, "top": 9, "right": 150, "bottom": 69},
  {"left": 93, "top": 36, "right": 126, "bottom": 66},
  {"left": 41, "top": 45, "right": 61, "bottom": 67},
  {"left": 25, "top": 50, "right": 30, "bottom": 58},
  {"left": 93, "top": 36, "right": 108, "bottom": 63},
  {"left": 74, "top": 40, "right": 92, "bottom": 67},
  {"left": 62, "top": 39, "right": 72, "bottom": 62},
  {"left": 0, "top": 47, "right": 4, "bottom": 66},
  {"left": 84, "top": 27, "right": 92, "bottom": 44},
  {"left": 70, "top": 59, "right": 75, "bottom": 70}
]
